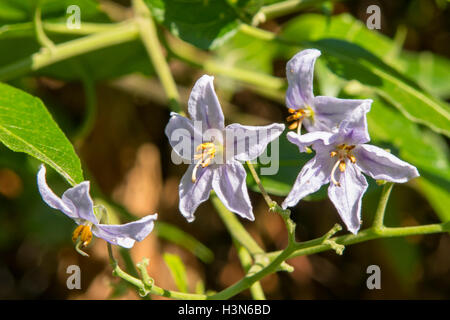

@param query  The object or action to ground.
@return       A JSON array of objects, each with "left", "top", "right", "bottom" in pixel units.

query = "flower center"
[
  {"left": 287, "top": 106, "right": 314, "bottom": 134},
  {"left": 72, "top": 223, "right": 93, "bottom": 247},
  {"left": 192, "top": 142, "right": 217, "bottom": 183},
  {"left": 329, "top": 144, "right": 356, "bottom": 187}
]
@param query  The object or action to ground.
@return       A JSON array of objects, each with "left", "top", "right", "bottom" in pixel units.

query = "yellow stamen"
[
  {"left": 347, "top": 154, "right": 356, "bottom": 163},
  {"left": 72, "top": 224, "right": 93, "bottom": 247},
  {"left": 72, "top": 225, "right": 83, "bottom": 243},
  {"left": 329, "top": 144, "right": 357, "bottom": 187},
  {"left": 339, "top": 160, "right": 346, "bottom": 172},
  {"left": 286, "top": 106, "right": 315, "bottom": 134},
  {"left": 288, "top": 121, "right": 299, "bottom": 130},
  {"left": 192, "top": 142, "right": 217, "bottom": 183}
]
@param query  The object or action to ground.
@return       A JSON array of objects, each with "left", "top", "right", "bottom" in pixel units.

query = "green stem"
[
  {"left": 254, "top": 0, "right": 330, "bottom": 25},
  {"left": 0, "top": 21, "right": 139, "bottom": 81},
  {"left": 43, "top": 22, "right": 121, "bottom": 35},
  {"left": 268, "top": 222, "right": 450, "bottom": 261},
  {"left": 246, "top": 161, "right": 273, "bottom": 208},
  {"left": 211, "top": 194, "right": 265, "bottom": 255},
  {"left": 132, "top": 0, "right": 182, "bottom": 113},
  {"left": 33, "top": 0, "right": 55, "bottom": 52},
  {"left": 107, "top": 243, "right": 207, "bottom": 299},
  {"left": 210, "top": 244, "right": 295, "bottom": 300},
  {"left": 246, "top": 161, "right": 296, "bottom": 244},
  {"left": 211, "top": 221, "right": 450, "bottom": 300},
  {"left": 372, "top": 182, "right": 394, "bottom": 231},
  {"left": 234, "top": 240, "right": 266, "bottom": 300},
  {"left": 166, "top": 37, "right": 285, "bottom": 92}
]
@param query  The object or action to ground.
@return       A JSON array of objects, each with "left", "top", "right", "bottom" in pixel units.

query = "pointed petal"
[
  {"left": 328, "top": 164, "right": 368, "bottom": 234},
  {"left": 188, "top": 75, "right": 224, "bottom": 130},
  {"left": 37, "top": 165, "right": 77, "bottom": 219},
  {"left": 179, "top": 164, "right": 214, "bottom": 222},
  {"left": 354, "top": 144, "right": 419, "bottom": 183},
  {"left": 225, "top": 123, "right": 285, "bottom": 161},
  {"left": 165, "top": 112, "right": 201, "bottom": 162},
  {"left": 309, "top": 96, "right": 372, "bottom": 132},
  {"left": 93, "top": 214, "right": 158, "bottom": 248},
  {"left": 282, "top": 155, "right": 332, "bottom": 209},
  {"left": 286, "top": 49, "right": 320, "bottom": 109},
  {"left": 61, "top": 181, "right": 98, "bottom": 224},
  {"left": 287, "top": 130, "right": 334, "bottom": 153},
  {"left": 212, "top": 161, "right": 254, "bottom": 221}
]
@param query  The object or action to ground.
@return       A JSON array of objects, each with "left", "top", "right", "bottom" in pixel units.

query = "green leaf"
[
  {"left": 365, "top": 96, "right": 450, "bottom": 222},
  {"left": 156, "top": 222, "right": 214, "bottom": 263},
  {"left": 145, "top": 0, "right": 263, "bottom": 49},
  {"left": 281, "top": 15, "right": 450, "bottom": 137},
  {"left": 163, "top": 253, "right": 189, "bottom": 293},
  {"left": 0, "top": 82, "right": 83, "bottom": 185}
]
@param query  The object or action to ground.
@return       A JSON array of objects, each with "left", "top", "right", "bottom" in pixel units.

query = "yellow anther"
[
  {"left": 330, "top": 144, "right": 357, "bottom": 187},
  {"left": 339, "top": 160, "right": 346, "bottom": 172},
  {"left": 347, "top": 154, "right": 356, "bottom": 163},
  {"left": 72, "top": 225, "right": 83, "bottom": 243},
  {"left": 288, "top": 121, "right": 299, "bottom": 130},
  {"left": 192, "top": 142, "right": 217, "bottom": 183},
  {"left": 286, "top": 106, "right": 315, "bottom": 135},
  {"left": 72, "top": 224, "right": 93, "bottom": 247}
]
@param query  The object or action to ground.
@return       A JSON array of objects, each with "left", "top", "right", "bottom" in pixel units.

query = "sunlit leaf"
[{"left": 0, "top": 83, "right": 83, "bottom": 185}]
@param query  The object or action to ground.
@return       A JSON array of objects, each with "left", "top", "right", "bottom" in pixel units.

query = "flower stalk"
[{"left": 372, "top": 182, "right": 394, "bottom": 232}]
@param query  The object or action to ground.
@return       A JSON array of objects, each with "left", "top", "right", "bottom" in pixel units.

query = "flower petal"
[
  {"left": 93, "top": 214, "right": 158, "bottom": 248},
  {"left": 328, "top": 164, "right": 368, "bottom": 234},
  {"left": 282, "top": 155, "right": 332, "bottom": 209},
  {"left": 336, "top": 104, "right": 371, "bottom": 145},
  {"left": 225, "top": 123, "right": 285, "bottom": 161},
  {"left": 354, "top": 144, "right": 420, "bottom": 183},
  {"left": 212, "top": 161, "right": 254, "bottom": 221},
  {"left": 62, "top": 181, "right": 98, "bottom": 224},
  {"left": 286, "top": 49, "right": 320, "bottom": 109},
  {"left": 179, "top": 164, "right": 214, "bottom": 222},
  {"left": 188, "top": 75, "right": 225, "bottom": 130},
  {"left": 165, "top": 112, "right": 201, "bottom": 162},
  {"left": 287, "top": 130, "right": 334, "bottom": 153},
  {"left": 37, "top": 165, "right": 77, "bottom": 219},
  {"left": 309, "top": 96, "right": 372, "bottom": 132}
]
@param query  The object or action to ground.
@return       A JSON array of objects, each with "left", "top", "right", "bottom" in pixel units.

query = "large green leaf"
[
  {"left": 0, "top": 83, "right": 83, "bottom": 185},
  {"left": 144, "top": 0, "right": 263, "bottom": 50},
  {"left": 281, "top": 16, "right": 450, "bottom": 137}
]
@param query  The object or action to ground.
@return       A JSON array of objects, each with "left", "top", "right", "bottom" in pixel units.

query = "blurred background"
[{"left": 0, "top": 0, "right": 449, "bottom": 299}]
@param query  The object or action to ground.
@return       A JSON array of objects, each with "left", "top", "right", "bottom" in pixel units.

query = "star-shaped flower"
[
  {"left": 165, "top": 75, "right": 285, "bottom": 222},
  {"left": 285, "top": 49, "right": 372, "bottom": 133},
  {"left": 37, "top": 165, "right": 157, "bottom": 251},
  {"left": 282, "top": 108, "right": 419, "bottom": 234}
]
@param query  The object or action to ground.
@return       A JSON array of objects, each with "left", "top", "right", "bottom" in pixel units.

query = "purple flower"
[
  {"left": 37, "top": 165, "right": 157, "bottom": 249},
  {"left": 281, "top": 108, "right": 419, "bottom": 234},
  {"left": 165, "top": 75, "right": 285, "bottom": 222},
  {"left": 285, "top": 49, "right": 372, "bottom": 133}
]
